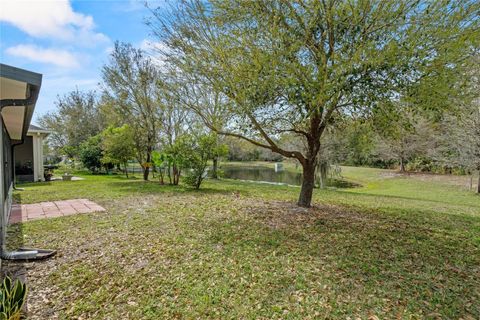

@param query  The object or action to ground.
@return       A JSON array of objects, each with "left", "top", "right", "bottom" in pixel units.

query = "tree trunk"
[
  {"left": 477, "top": 172, "right": 480, "bottom": 194},
  {"left": 196, "top": 177, "right": 202, "bottom": 189},
  {"left": 399, "top": 157, "right": 406, "bottom": 172},
  {"left": 124, "top": 162, "right": 128, "bottom": 178},
  {"left": 143, "top": 166, "right": 149, "bottom": 181},
  {"left": 298, "top": 160, "right": 316, "bottom": 207},
  {"left": 172, "top": 165, "right": 178, "bottom": 185},
  {"left": 212, "top": 157, "right": 218, "bottom": 179},
  {"left": 143, "top": 151, "right": 152, "bottom": 181},
  {"left": 167, "top": 163, "right": 172, "bottom": 184},
  {"left": 159, "top": 169, "right": 164, "bottom": 185}
]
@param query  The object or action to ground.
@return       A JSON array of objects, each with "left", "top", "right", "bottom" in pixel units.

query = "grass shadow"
[
  {"left": 103, "top": 179, "right": 237, "bottom": 197},
  {"left": 325, "top": 178, "right": 362, "bottom": 189},
  {"left": 201, "top": 202, "right": 480, "bottom": 317},
  {"left": 333, "top": 187, "right": 480, "bottom": 209}
]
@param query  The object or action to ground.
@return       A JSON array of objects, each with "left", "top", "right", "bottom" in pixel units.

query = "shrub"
[
  {"left": 79, "top": 135, "right": 103, "bottom": 173},
  {"left": 182, "top": 134, "right": 228, "bottom": 189},
  {"left": 0, "top": 276, "right": 27, "bottom": 320}
]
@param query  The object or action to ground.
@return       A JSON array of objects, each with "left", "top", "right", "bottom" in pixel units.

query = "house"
[
  {"left": 15, "top": 124, "right": 51, "bottom": 182},
  {"left": 0, "top": 63, "right": 42, "bottom": 261}
]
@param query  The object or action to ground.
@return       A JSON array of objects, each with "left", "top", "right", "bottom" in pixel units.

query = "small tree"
[
  {"left": 152, "top": 151, "right": 169, "bottom": 184},
  {"left": 183, "top": 134, "right": 224, "bottom": 189},
  {"left": 101, "top": 125, "right": 136, "bottom": 178},
  {"left": 158, "top": 138, "right": 191, "bottom": 185},
  {"left": 79, "top": 135, "right": 103, "bottom": 173}
]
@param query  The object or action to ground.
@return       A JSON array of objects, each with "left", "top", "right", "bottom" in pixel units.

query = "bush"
[
  {"left": 406, "top": 157, "right": 433, "bottom": 172},
  {"left": 78, "top": 135, "right": 103, "bottom": 173},
  {"left": 182, "top": 135, "right": 217, "bottom": 189},
  {"left": 183, "top": 169, "right": 205, "bottom": 188},
  {"left": 179, "top": 134, "right": 228, "bottom": 189}
]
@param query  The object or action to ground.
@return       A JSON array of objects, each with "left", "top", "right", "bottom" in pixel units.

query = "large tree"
[
  {"left": 102, "top": 42, "right": 163, "bottom": 180},
  {"left": 39, "top": 90, "right": 104, "bottom": 158},
  {"left": 151, "top": 0, "right": 479, "bottom": 207}
]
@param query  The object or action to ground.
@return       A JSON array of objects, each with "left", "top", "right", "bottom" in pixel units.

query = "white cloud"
[
  {"left": 0, "top": 0, "right": 109, "bottom": 45},
  {"left": 6, "top": 44, "right": 80, "bottom": 68}
]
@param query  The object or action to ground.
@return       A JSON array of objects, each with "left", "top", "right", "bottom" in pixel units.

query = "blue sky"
[{"left": 0, "top": 0, "right": 166, "bottom": 123}]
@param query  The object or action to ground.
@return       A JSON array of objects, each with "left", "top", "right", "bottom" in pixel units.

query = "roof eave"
[{"left": 0, "top": 64, "right": 42, "bottom": 143}]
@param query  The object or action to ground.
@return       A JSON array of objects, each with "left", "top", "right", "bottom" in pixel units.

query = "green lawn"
[{"left": 7, "top": 165, "right": 480, "bottom": 319}]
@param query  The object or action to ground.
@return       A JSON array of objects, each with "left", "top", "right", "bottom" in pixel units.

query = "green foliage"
[
  {"left": 211, "top": 142, "right": 229, "bottom": 162},
  {"left": 56, "top": 160, "right": 75, "bottom": 175},
  {"left": 101, "top": 125, "right": 136, "bottom": 177},
  {"left": 0, "top": 276, "right": 27, "bottom": 320},
  {"left": 208, "top": 168, "right": 225, "bottom": 179},
  {"left": 151, "top": 151, "right": 169, "bottom": 184},
  {"left": 406, "top": 157, "right": 468, "bottom": 175},
  {"left": 153, "top": 0, "right": 479, "bottom": 206},
  {"left": 182, "top": 134, "right": 227, "bottom": 189},
  {"left": 60, "top": 145, "right": 78, "bottom": 160},
  {"left": 102, "top": 42, "right": 162, "bottom": 180},
  {"left": 79, "top": 135, "right": 104, "bottom": 173},
  {"left": 344, "top": 124, "right": 376, "bottom": 167},
  {"left": 38, "top": 90, "right": 104, "bottom": 158},
  {"left": 164, "top": 138, "right": 190, "bottom": 170},
  {"left": 152, "top": 136, "right": 199, "bottom": 185}
]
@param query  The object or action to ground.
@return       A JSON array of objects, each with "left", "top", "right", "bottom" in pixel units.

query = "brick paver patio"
[{"left": 9, "top": 199, "right": 106, "bottom": 224}]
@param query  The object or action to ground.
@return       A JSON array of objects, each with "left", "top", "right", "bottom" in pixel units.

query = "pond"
[
  {"left": 222, "top": 164, "right": 361, "bottom": 188},
  {"left": 223, "top": 165, "right": 303, "bottom": 186}
]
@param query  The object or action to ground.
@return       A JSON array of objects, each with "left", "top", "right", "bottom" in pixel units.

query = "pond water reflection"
[{"left": 223, "top": 165, "right": 302, "bottom": 185}]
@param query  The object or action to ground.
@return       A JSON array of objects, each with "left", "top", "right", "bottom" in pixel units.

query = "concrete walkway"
[{"left": 9, "top": 199, "right": 106, "bottom": 224}]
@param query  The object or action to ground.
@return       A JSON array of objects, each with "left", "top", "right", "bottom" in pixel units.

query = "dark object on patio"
[{"left": 44, "top": 169, "right": 53, "bottom": 181}]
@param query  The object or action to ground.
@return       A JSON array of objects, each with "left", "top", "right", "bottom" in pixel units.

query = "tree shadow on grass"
[
  {"left": 326, "top": 187, "right": 480, "bottom": 211},
  {"left": 199, "top": 201, "right": 480, "bottom": 318},
  {"left": 102, "top": 179, "right": 236, "bottom": 197}
]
